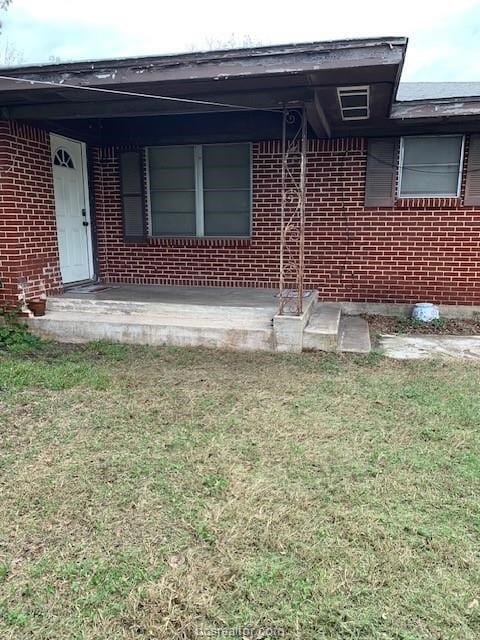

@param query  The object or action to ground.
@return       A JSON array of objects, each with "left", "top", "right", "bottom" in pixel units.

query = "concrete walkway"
[{"left": 379, "top": 334, "right": 480, "bottom": 360}]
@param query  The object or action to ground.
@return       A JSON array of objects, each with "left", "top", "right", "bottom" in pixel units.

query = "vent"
[{"left": 337, "top": 86, "right": 370, "bottom": 120}]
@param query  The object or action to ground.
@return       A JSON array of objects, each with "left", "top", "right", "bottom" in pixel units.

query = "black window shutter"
[
  {"left": 119, "top": 150, "right": 146, "bottom": 241},
  {"left": 364, "top": 138, "right": 399, "bottom": 207},
  {"left": 464, "top": 134, "right": 480, "bottom": 206}
]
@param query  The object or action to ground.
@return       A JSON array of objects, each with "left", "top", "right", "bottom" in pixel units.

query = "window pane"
[
  {"left": 204, "top": 212, "right": 250, "bottom": 236},
  {"left": 151, "top": 190, "right": 195, "bottom": 214},
  {"left": 149, "top": 146, "right": 194, "bottom": 169},
  {"left": 151, "top": 212, "right": 196, "bottom": 236},
  {"left": 203, "top": 144, "right": 251, "bottom": 190},
  {"left": 151, "top": 191, "right": 195, "bottom": 235},
  {"left": 202, "top": 145, "right": 251, "bottom": 236},
  {"left": 148, "top": 146, "right": 196, "bottom": 236},
  {"left": 204, "top": 166, "right": 250, "bottom": 189},
  {"left": 150, "top": 167, "right": 195, "bottom": 190},
  {"left": 204, "top": 190, "right": 250, "bottom": 214},
  {"left": 400, "top": 136, "right": 463, "bottom": 196},
  {"left": 204, "top": 190, "right": 250, "bottom": 236},
  {"left": 403, "top": 136, "right": 462, "bottom": 165},
  {"left": 401, "top": 165, "right": 460, "bottom": 196},
  {"left": 203, "top": 143, "right": 250, "bottom": 167},
  {"left": 149, "top": 147, "right": 195, "bottom": 190}
]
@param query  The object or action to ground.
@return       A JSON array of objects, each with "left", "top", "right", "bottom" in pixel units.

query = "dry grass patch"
[{"left": 0, "top": 343, "right": 479, "bottom": 639}]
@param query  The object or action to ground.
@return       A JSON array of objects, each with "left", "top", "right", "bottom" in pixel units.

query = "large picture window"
[
  {"left": 399, "top": 135, "right": 464, "bottom": 198},
  {"left": 148, "top": 143, "right": 251, "bottom": 237}
]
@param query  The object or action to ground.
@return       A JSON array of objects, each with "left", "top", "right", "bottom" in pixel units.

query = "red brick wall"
[
  {"left": 0, "top": 121, "right": 61, "bottom": 307},
  {"left": 0, "top": 125, "right": 478, "bottom": 307},
  {"left": 93, "top": 137, "right": 480, "bottom": 305}
]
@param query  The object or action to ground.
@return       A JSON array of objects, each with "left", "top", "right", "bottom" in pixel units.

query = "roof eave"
[
  {"left": 0, "top": 36, "right": 407, "bottom": 76},
  {"left": 391, "top": 97, "right": 480, "bottom": 120}
]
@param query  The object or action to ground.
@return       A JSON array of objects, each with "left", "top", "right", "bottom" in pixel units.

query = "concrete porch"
[{"left": 27, "top": 284, "right": 370, "bottom": 354}]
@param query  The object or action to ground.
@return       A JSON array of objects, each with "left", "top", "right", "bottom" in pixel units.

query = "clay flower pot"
[{"left": 28, "top": 298, "right": 47, "bottom": 317}]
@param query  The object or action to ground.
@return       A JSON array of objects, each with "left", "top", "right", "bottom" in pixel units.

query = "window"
[
  {"left": 53, "top": 148, "right": 75, "bottom": 168},
  {"left": 148, "top": 143, "right": 251, "bottom": 237},
  {"left": 148, "top": 145, "right": 196, "bottom": 236},
  {"left": 399, "top": 135, "right": 464, "bottom": 197}
]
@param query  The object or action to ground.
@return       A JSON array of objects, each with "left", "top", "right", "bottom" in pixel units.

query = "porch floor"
[
  {"left": 61, "top": 284, "right": 279, "bottom": 310},
  {"left": 30, "top": 284, "right": 370, "bottom": 354}
]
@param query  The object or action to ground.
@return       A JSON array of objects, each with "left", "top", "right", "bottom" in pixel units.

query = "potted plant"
[
  {"left": 27, "top": 282, "right": 47, "bottom": 317},
  {"left": 27, "top": 298, "right": 47, "bottom": 317}
]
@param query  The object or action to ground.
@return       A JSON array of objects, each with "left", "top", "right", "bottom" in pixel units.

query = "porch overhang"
[
  {"left": 0, "top": 37, "right": 407, "bottom": 139},
  {"left": 1, "top": 36, "right": 480, "bottom": 139}
]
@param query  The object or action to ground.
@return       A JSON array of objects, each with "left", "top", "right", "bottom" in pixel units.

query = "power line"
[
  {"left": 0, "top": 73, "right": 284, "bottom": 114},
  {"left": 0, "top": 73, "right": 477, "bottom": 176},
  {"left": 367, "top": 150, "right": 480, "bottom": 175}
]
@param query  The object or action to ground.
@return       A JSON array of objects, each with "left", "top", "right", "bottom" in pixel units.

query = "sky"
[{"left": 0, "top": 0, "right": 480, "bottom": 81}]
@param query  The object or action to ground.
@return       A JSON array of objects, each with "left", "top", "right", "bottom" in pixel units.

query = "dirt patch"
[{"left": 365, "top": 314, "right": 480, "bottom": 336}]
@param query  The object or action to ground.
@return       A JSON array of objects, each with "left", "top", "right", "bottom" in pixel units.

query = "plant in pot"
[
  {"left": 27, "top": 282, "right": 47, "bottom": 317},
  {"left": 27, "top": 298, "right": 47, "bottom": 316}
]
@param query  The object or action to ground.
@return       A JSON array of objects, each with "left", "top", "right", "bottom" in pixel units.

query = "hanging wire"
[
  {"left": 367, "top": 151, "right": 480, "bottom": 174},
  {"left": 0, "top": 73, "right": 477, "bottom": 174},
  {"left": 0, "top": 73, "right": 284, "bottom": 114}
]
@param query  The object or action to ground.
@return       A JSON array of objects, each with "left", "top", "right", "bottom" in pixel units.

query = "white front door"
[{"left": 51, "top": 134, "right": 93, "bottom": 284}]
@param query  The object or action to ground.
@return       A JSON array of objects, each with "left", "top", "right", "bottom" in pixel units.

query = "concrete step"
[
  {"left": 27, "top": 311, "right": 274, "bottom": 352},
  {"left": 337, "top": 316, "right": 371, "bottom": 354},
  {"left": 303, "top": 305, "right": 341, "bottom": 351},
  {"left": 46, "top": 296, "right": 276, "bottom": 322}
]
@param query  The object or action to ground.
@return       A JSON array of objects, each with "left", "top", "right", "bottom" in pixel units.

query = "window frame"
[
  {"left": 146, "top": 142, "right": 253, "bottom": 238},
  {"left": 398, "top": 134, "right": 465, "bottom": 199}
]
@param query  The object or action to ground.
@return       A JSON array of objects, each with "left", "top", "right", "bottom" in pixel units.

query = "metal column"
[{"left": 278, "top": 107, "right": 308, "bottom": 315}]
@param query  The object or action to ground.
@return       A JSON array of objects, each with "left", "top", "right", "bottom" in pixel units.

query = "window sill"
[
  {"left": 147, "top": 236, "right": 252, "bottom": 247},
  {"left": 395, "top": 196, "right": 462, "bottom": 209}
]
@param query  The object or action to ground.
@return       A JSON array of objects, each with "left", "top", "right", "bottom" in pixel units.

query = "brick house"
[{"left": 0, "top": 36, "right": 479, "bottom": 316}]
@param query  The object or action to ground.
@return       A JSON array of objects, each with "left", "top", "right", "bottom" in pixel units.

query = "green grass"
[{"left": 0, "top": 342, "right": 479, "bottom": 639}]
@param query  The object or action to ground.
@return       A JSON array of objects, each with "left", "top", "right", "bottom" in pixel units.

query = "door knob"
[{"left": 82, "top": 221, "right": 89, "bottom": 227}]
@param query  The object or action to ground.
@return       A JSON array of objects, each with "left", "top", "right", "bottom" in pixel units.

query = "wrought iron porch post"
[{"left": 278, "top": 107, "right": 307, "bottom": 316}]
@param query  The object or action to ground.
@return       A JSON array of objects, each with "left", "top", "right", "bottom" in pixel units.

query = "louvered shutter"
[
  {"left": 464, "top": 134, "right": 480, "bottom": 206},
  {"left": 119, "top": 151, "right": 146, "bottom": 241},
  {"left": 364, "top": 138, "right": 399, "bottom": 207}
]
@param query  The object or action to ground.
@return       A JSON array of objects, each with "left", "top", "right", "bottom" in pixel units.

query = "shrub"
[{"left": 0, "top": 317, "right": 42, "bottom": 352}]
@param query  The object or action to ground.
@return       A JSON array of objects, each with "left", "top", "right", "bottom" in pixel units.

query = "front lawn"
[{"left": 0, "top": 342, "right": 479, "bottom": 639}]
